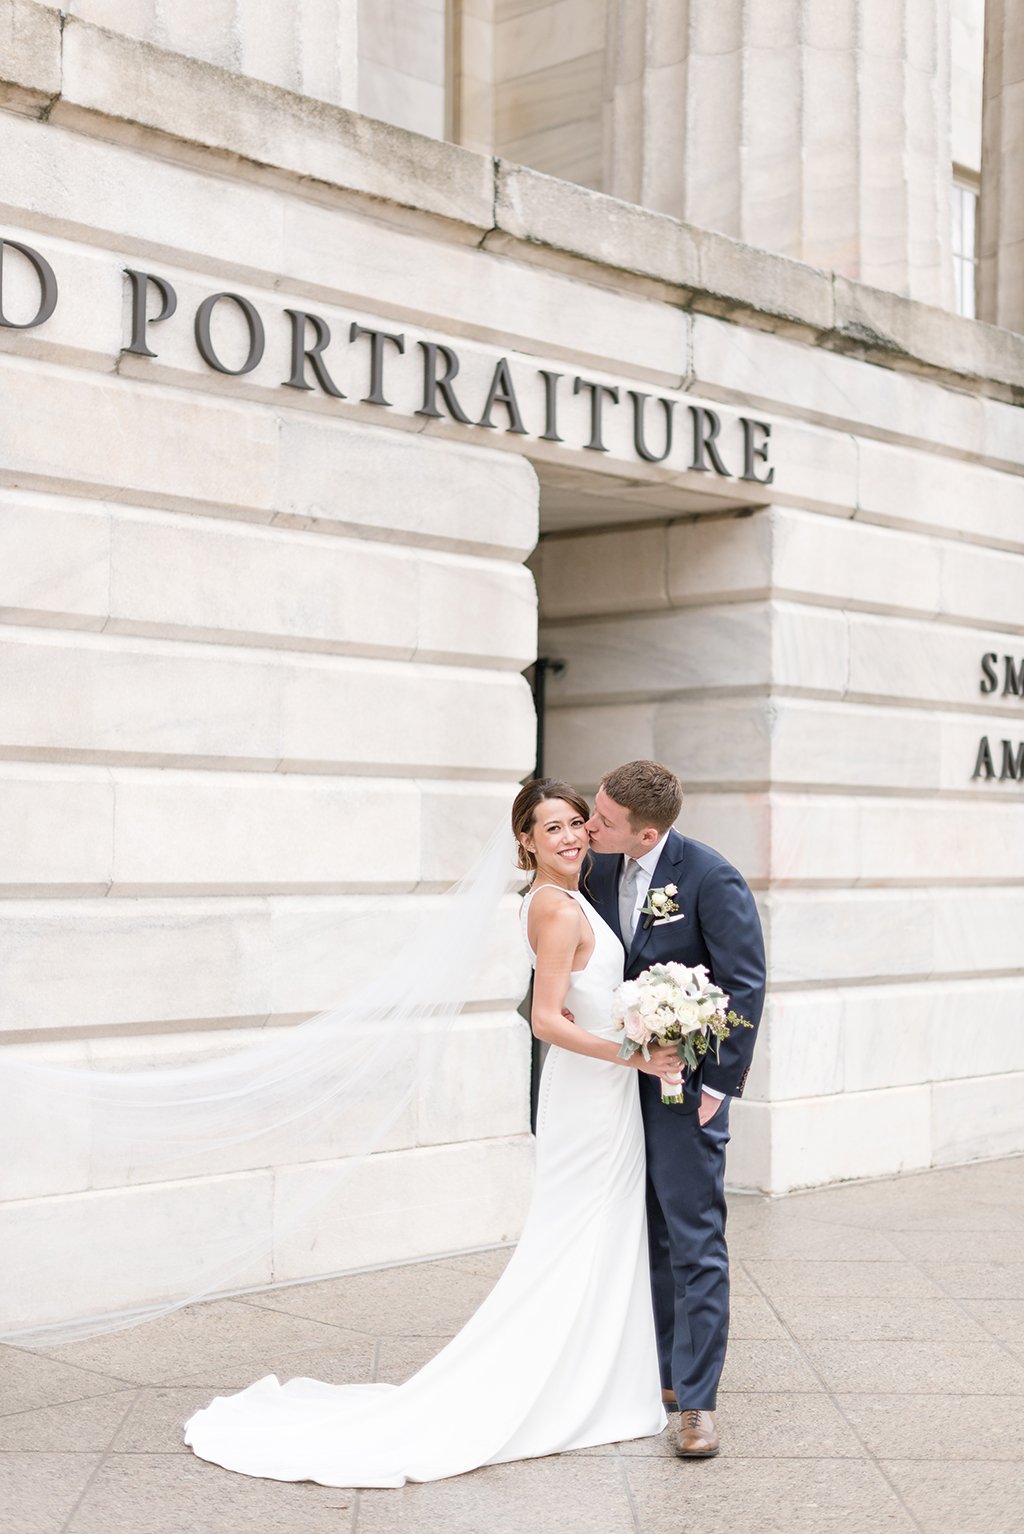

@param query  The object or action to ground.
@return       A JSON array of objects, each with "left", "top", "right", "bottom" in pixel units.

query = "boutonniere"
[{"left": 641, "top": 883, "right": 683, "bottom": 929}]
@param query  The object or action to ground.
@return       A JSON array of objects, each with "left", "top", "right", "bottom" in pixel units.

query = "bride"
[{"left": 183, "top": 777, "right": 684, "bottom": 1487}]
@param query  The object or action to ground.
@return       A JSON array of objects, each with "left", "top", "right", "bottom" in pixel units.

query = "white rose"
[
  {"left": 663, "top": 884, "right": 678, "bottom": 897},
  {"left": 611, "top": 980, "right": 642, "bottom": 1023}
]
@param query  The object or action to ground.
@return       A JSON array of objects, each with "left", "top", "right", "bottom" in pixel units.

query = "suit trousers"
[{"left": 640, "top": 1076, "right": 731, "bottom": 1410}]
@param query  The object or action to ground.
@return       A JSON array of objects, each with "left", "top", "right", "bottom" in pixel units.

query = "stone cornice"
[{"left": 2, "top": 0, "right": 1022, "bottom": 404}]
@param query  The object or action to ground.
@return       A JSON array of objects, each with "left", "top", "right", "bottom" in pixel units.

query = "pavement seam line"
[
  {"left": 0, "top": 1386, "right": 137, "bottom": 1424},
  {"left": 57, "top": 1386, "right": 143, "bottom": 1534},
  {"left": 884, "top": 1227, "right": 1024, "bottom": 1373},
  {"left": 613, "top": 1445, "right": 644, "bottom": 1534},
  {"left": 736, "top": 1255, "right": 928, "bottom": 1534}
]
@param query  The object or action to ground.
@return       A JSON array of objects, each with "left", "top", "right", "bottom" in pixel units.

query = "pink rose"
[{"left": 624, "top": 1012, "right": 648, "bottom": 1044}]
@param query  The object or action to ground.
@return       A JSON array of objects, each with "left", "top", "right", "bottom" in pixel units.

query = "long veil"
[{"left": 0, "top": 821, "right": 526, "bottom": 1348}]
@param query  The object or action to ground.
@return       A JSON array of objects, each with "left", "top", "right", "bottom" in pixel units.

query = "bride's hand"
[{"left": 634, "top": 1044, "right": 683, "bottom": 1087}]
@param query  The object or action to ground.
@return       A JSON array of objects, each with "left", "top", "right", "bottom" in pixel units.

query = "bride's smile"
[{"left": 518, "top": 799, "right": 590, "bottom": 889}]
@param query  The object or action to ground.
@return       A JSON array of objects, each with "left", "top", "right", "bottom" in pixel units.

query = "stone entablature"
[{"left": 1, "top": 2, "right": 1022, "bottom": 401}]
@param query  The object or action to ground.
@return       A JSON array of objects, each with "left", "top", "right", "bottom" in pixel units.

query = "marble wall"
[
  {"left": 536, "top": 317, "right": 1024, "bottom": 1194},
  {"left": 0, "top": 26, "right": 542, "bottom": 1326},
  {"left": 0, "top": 4, "right": 1021, "bottom": 1325}
]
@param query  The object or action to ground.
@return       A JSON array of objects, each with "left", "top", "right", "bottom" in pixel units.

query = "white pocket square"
[{"left": 653, "top": 913, "right": 686, "bottom": 926}]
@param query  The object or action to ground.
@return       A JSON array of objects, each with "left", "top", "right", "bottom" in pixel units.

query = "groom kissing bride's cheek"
[
  {"left": 183, "top": 760, "right": 764, "bottom": 1484},
  {"left": 582, "top": 760, "right": 765, "bottom": 1458}
]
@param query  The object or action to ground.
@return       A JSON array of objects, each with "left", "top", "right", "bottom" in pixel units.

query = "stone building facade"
[{"left": 0, "top": 0, "right": 1021, "bottom": 1329}]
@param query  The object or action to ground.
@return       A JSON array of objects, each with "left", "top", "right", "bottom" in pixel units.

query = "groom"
[{"left": 583, "top": 760, "right": 765, "bottom": 1459}]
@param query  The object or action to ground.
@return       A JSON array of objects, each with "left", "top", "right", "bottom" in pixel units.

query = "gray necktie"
[{"left": 618, "top": 858, "right": 642, "bottom": 945}]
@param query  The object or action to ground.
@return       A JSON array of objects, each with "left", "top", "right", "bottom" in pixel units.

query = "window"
[{"left": 951, "top": 176, "right": 979, "bottom": 319}]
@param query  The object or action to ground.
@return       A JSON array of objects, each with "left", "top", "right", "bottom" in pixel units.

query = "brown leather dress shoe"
[
  {"left": 662, "top": 1388, "right": 677, "bottom": 1411},
  {"left": 674, "top": 1409, "right": 719, "bottom": 1458}
]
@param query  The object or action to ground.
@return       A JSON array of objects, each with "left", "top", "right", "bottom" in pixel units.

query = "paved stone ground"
[{"left": 2, "top": 1154, "right": 1023, "bottom": 1534}]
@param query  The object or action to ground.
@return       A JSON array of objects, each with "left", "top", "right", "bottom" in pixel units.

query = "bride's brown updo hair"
[{"left": 512, "top": 777, "right": 591, "bottom": 873}]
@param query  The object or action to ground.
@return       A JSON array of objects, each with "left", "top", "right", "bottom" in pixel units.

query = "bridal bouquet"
[{"left": 611, "top": 963, "right": 752, "bottom": 1104}]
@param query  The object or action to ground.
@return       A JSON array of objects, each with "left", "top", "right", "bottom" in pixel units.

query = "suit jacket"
[{"left": 583, "top": 829, "right": 765, "bottom": 1112}]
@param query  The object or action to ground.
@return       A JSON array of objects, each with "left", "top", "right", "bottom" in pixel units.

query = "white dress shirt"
[{"left": 619, "top": 835, "right": 724, "bottom": 1101}]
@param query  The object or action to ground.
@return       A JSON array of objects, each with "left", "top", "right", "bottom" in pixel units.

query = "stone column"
[
  {"left": 603, "top": 0, "right": 955, "bottom": 308},
  {"left": 45, "top": 0, "right": 360, "bottom": 109},
  {"left": 978, "top": 0, "right": 1024, "bottom": 332}
]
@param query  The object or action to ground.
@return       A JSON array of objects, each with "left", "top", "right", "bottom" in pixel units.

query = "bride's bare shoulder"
[{"left": 525, "top": 885, "right": 582, "bottom": 947}]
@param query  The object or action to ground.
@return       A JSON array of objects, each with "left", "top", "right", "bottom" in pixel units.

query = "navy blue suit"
[{"left": 584, "top": 830, "right": 765, "bottom": 1408}]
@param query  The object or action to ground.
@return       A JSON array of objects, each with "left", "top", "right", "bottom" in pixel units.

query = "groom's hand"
[{"left": 698, "top": 1091, "right": 725, "bottom": 1125}]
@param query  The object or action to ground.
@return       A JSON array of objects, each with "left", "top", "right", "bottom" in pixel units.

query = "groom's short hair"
[{"left": 601, "top": 760, "right": 683, "bottom": 834}]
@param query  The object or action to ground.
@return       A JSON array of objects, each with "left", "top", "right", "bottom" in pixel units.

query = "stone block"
[
  {"left": 494, "top": 161, "right": 702, "bottom": 292},
  {"left": 275, "top": 413, "right": 539, "bottom": 559},
  {"left": 0, "top": 1038, "right": 95, "bottom": 1200},
  {"left": 0, "top": 230, "right": 123, "bottom": 362},
  {"left": 283, "top": 196, "right": 690, "bottom": 385},
  {"left": 417, "top": 779, "right": 528, "bottom": 886},
  {"left": 0, "top": 362, "right": 280, "bottom": 517},
  {"left": 769, "top": 885, "right": 1024, "bottom": 988},
  {"left": 103, "top": 505, "right": 536, "bottom": 665},
  {"left": 0, "top": 630, "right": 535, "bottom": 776},
  {"left": 358, "top": 0, "right": 447, "bottom": 87},
  {"left": 0, "top": 0, "right": 61, "bottom": 117},
  {"left": 694, "top": 226, "right": 836, "bottom": 334},
  {"left": 0, "top": 111, "right": 287, "bottom": 275},
  {"left": 846, "top": 608, "right": 1024, "bottom": 711},
  {"left": 495, "top": 0, "right": 605, "bottom": 81},
  {"left": 108, "top": 770, "right": 423, "bottom": 894},
  {"left": 766, "top": 697, "right": 941, "bottom": 792},
  {"left": 95, "top": 1020, "right": 413, "bottom": 1191},
  {"left": 415, "top": 1009, "right": 532, "bottom": 1146},
  {"left": 765, "top": 417, "right": 860, "bottom": 516},
  {"left": 0, "top": 1000, "right": 531, "bottom": 1202},
  {"left": 772, "top": 601, "right": 851, "bottom": 694},
  {"left": 0, "top": 1169, "right": 274, "bottom": 1328},
  {"left": 108, "top": 510, "right": 418, "bottom": 658},
  {"left": 766, "top": 1086, "right": 933, "bottom": 1194},
  {"left": 270, "top": 1134, "right": 535, "bottom": 1280},
  {"left": 691, "top": 312, "right": 1009, "bottom": 471},
  {"left": 771, "top": 504, "right": 944, "bottom": 615},
  {"left": 276, "top": 655, "right": 535, "bottom": 776},
  {"left": 541, "top": 602, "right": 774, "bottom": 702},
  {"left": 534, "top": 525, "right": 673, "bottom": 620},
  {"left": 0, "top": 763, "right": 114, "bottom": 894},
  {"left": 769, "top": 793, "right": 1024, "bottom": 885},
  {"left": 415, "top": 555, "right": 537, "bottom": 667},
  {"left": 0, "top": 895, "right": 275, "bottom": 1034},
  {"left": 0, "top": 493, "right": 111, "bottom": 631},
  {"left": 0, "top": 876, "right": 528, "bottom": 1036},
  {"left": 56, "top": 16, "right": 496, "bottom": 234},
  {"left": 666, "top": 512, "right": 773, "bottom": 606},
  {"left": 722, "top": 1097, "right": 771, "bottom": 1194},
  {"left": 832, "top": 273, "right": 1024, "bottom": 398},
  {"left": 359, "top": 58, "right": 446, "bottom": 139},
  {"left": 753, "top": 991, "right": 846, "bottom": 1102},
  {"left": 671, "top": 791, "right": 769, "bottom": 882},
  {"left": 542, "top": 694, "right": 772, "bottom": 795},
  {"left": 267, "top": 894, "right": 530, "bottom": 1020},
  {"left": 540, "top": 700, "right": 661, "bottom": 789},
  {"left": 760, "top": 977, "right": 1024, "bottom": 1101}
]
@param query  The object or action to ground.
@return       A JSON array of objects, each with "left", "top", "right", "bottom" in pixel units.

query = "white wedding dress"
[{"left": 183, "top": 885, "right": 665, "bottom": 1486}]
